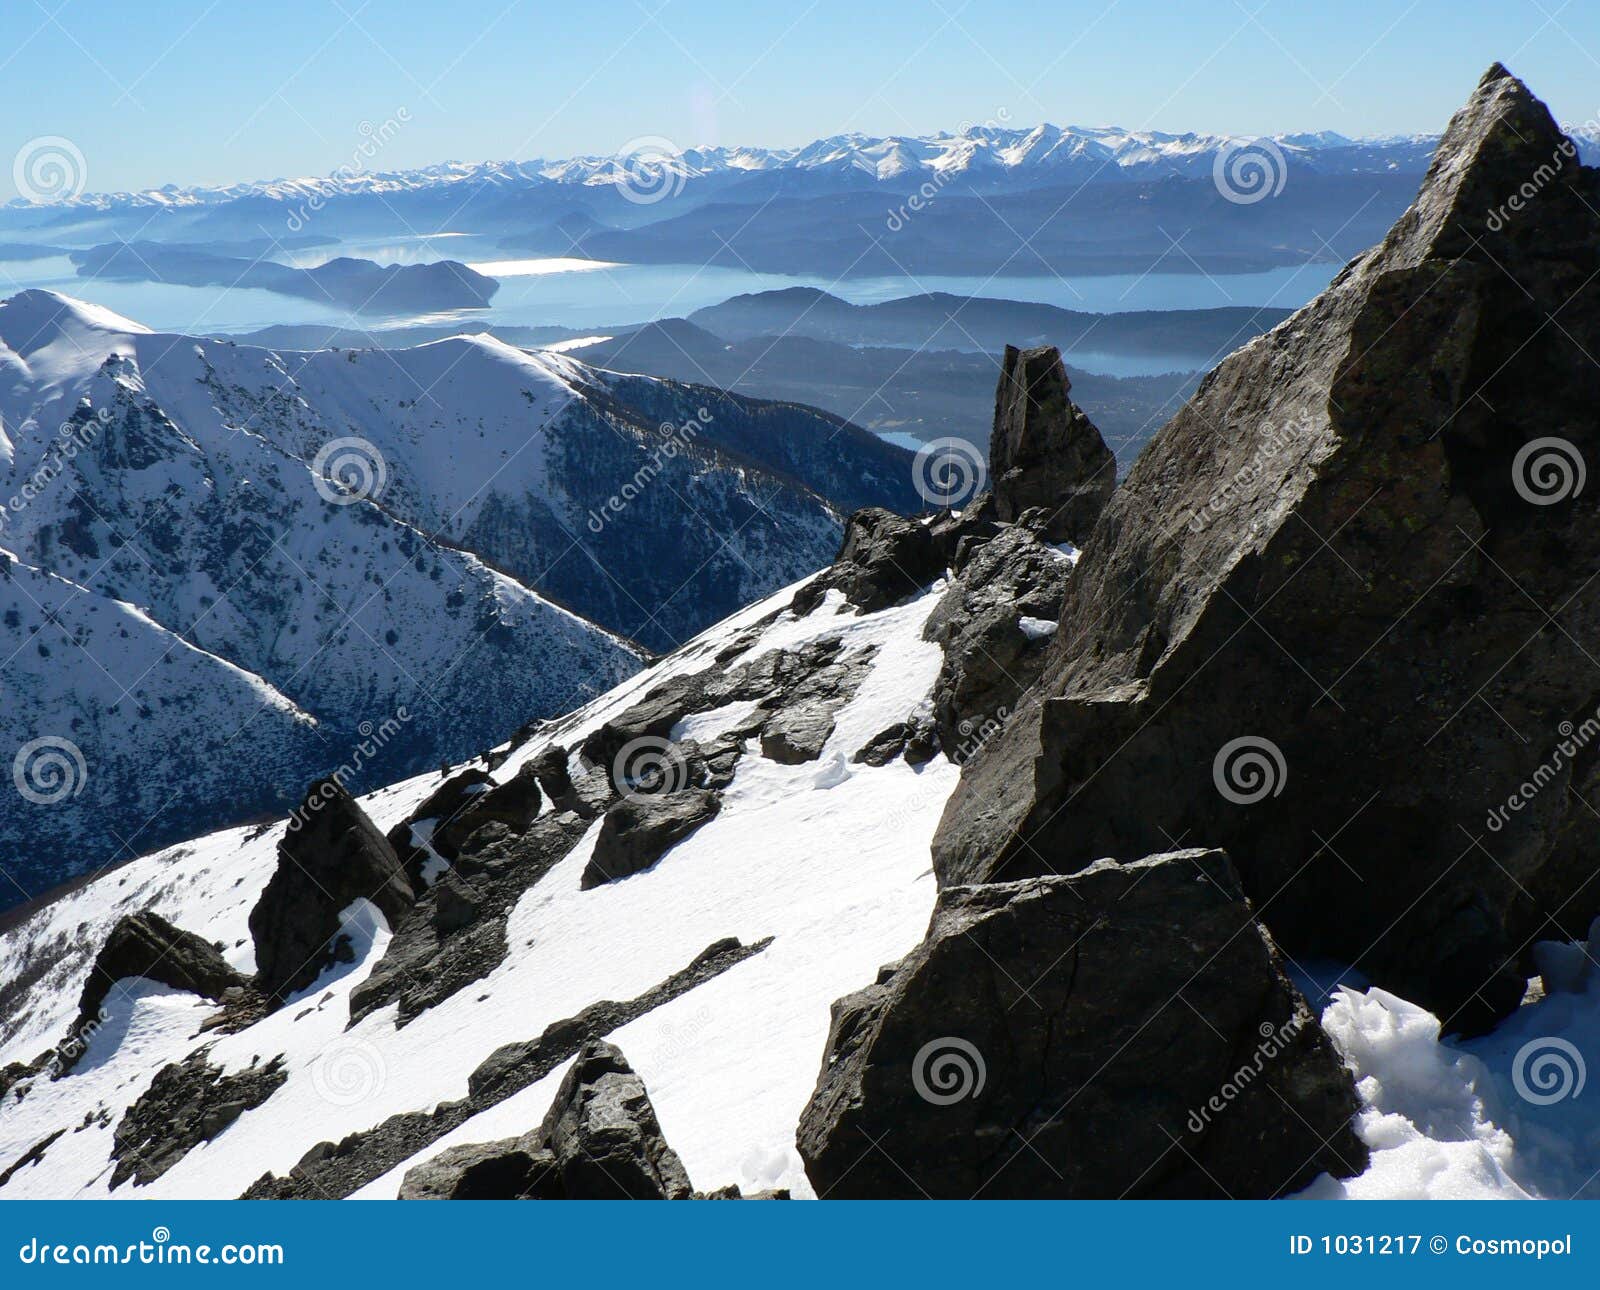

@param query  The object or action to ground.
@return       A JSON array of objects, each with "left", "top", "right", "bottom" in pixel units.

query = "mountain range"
[{"left": 0, "top": 290, "right": 915, "bottom": 907}]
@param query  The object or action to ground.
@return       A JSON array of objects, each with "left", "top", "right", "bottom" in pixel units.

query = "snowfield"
[{"left": 3, "top": 557, "right": 1596, "bottom": 1201}]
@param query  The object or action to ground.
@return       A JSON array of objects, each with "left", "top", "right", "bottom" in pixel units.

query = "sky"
[{"left": 2, "top": 0, "right": 1599, "bottom": 198}]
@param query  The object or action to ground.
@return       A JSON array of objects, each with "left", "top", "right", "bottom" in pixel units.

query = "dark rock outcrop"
[
  {"left": 921, "top": 523, "right": 1076, "bottom": 757},
  {"left": 932, "top": 66, "right": 1600, "bottom": 1032},
  {"left": 249, "top": 780, "right": 414, "bottom": 1001},
  {"left": 990, "top": 344, "right": 1115, "bottom": 541},
  {"left": 581, "top": 789, "right": 722, "bottom": 889},
  {"left": 385, "top": 768, "right": 493, "bottom": 887},
  {"left": 65, "top": 911, "right": 245, "bottom": 1067},
  {"left": 398, "top": 1136, "right": 563, "bottom": 1200},
  {"left": 797, "top": 849, "right": 1365, "bottom": 1198},
  {"left": 349, "top": 811, "right": 592, "bottom": 1026},
  {"left": 399, "top": 1040, "right": 691, "bottom": 1200},
  {"left": 111, "top": 1049, "right": 287, "bottom": 1188},
  {"left": 791, "top": 504, "right": 996, "bottom": 617}
]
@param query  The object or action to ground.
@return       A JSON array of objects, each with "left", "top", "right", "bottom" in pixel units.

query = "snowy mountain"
[
  {"left": 14, "top": 120, "right": 1588, "bottom": 215},
  {"left": 0, "top": 291, "right": 916, "bottom": 905}
]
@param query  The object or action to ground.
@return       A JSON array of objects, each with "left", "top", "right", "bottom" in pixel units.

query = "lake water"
[{"left": 0, "top": 234, "right": 1336, "bottom": 376}]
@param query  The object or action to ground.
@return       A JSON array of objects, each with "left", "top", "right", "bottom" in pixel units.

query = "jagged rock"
[
  {"left": 933, "top": 66, "right": 1600, "bottom": 1033},
  {"left": 853, "top": 721, "right": 911, "bottom": 766},
  {"left": 760, "top": 699, "right": 837, "bottom": 763},
  {"left": 385, "top": 768, "right": 493, "bottom": 886},
  {"left": 249, "top": 779, "right": 414, "bottom": 1001},
  {"left": 538, "top": 1040, "right": 692, "bottom": 1199},
  {"left": 398, "top": 1041, "right": 690, "bottom": 1200},
  {"left": 791, "top": 504, "right": 997, "bottom": 616},
  {"left": 398, "top": 1136, "right": 562, "bottom": 1199},
  {"left": 111, "top": 1049, "right": 287, "bottom": 1188},
  {"left": 349, "top": 811, "right": 592, "bottom": 1027},
  {"left": 921, "top": 524, "right": 1076, "bottom": 757},
  {"left": 581, "top": 789, "right": 722, "bottom": 889},
  {"left": 990, "top": 344, "right": 1115, "bottom": 542},
  {"left": 797, "top": 849, "right": 1365, "bottom": 1198},
  {"left": 432, "top": 763, "right": 543, "bottom": 856},
  {"left": 66, "top": 911, "right": 245, "bottom": 1066}
]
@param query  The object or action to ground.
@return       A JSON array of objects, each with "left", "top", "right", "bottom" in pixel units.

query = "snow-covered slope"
[
  {"left": 0, "top": 290, "right": 910, "bottom": 903},
  {"left": 2, "top": 556, "right": 1594, "bottom": 1203},
  {"left": 0, "top": 576, "right": 954, "bottom": 1198}
]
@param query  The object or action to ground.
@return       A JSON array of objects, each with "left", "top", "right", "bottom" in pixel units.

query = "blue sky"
[{"left": 2, "top": 0, "right": 1598, "bottom": 197}]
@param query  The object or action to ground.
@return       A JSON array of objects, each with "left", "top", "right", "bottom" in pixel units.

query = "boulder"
[
  {"left": 797, "top": 849, "right": 1365, "bottom": 1198},
  {"left": 791, "top": 504, "right": 996, "bottom": 617},
  {"left": 990, "top": 344, "right": 1115, "bottom": 542},
  {"left": 249, "top": 779, "right": 414, "bottom": 1001},
  {"left": 932, "top": 66, "right": 1600, "bottom": 1033},
  {"left": 384, "top": 768, "right": 493, "bottom": 886},
  {"left": 398, "top": 1039, "right": 691, "bottom": 1200},
  {"left": 70, "top": 911, "right": 245, "bottom": 1055},
  {"left": 398, "top": 1136, "right": 562, "bottom": 1200},
  {"left": 759, "top": 699, "right": 837, "bottom": 764},
  {"left": 537, "top": 1040, "right": 692, "bottom": 1199},
  {"left": 431, "top": 762, "right": 543, "bottom": 856},
  {"left": 581, "top": 788, "right": 721, "bottom": 889}
]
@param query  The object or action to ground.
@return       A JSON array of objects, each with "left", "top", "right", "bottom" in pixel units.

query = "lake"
[{"left": 0, "top": 234, "right": 1336, "bottom": 377}]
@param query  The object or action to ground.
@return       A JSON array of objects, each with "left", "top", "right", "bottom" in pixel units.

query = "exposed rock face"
[
  {"left": 111, "top": 1049, "right": 287, "bottom": 1188},
  {"left": 921, "top": 523, "right": 1077, "bottom": 757},
  {"left": 398, "top": 1137, "right": 563, "bottom": 1200},
  {"left": 249, "top": 780, "right": 414, "bottom": 1001},
  {"left": 933, "top": 66, "right": 1600, "bottom": 1032},
  {"left": 582, "top": 790, "right": 722, "bottom": 889},
  {"left": 399, "top": 1040, "right": 690, "bottom": 1199},
  {"left": 69, "top": 911, "right": 245, "bottom": 1057},
  {"left": 797, "top": 849, "right": 1365, "bottom": 1198},
  {"left": 538, "top": 1040, "right": 693, "bottom": 1199},
  {"left": 791, "top": 505, "right": 996, "bottom": 616},
  {"left": 385, "top": 768, "right": 493, "bottom": 886},
  {"left": 990, "top": 345, "right": 1115, "bottom": 541},
  {"left": 350, "top": 812, "right": 592, "bottom": 1026}
]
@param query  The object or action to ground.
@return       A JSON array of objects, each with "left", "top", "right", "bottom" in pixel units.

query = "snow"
[
  {"left": 0, "top": 574, "right": 954, "bottom": 1200},
  {"left": 1017, "top": 615, "right": 1057, "bottom": 641}
]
